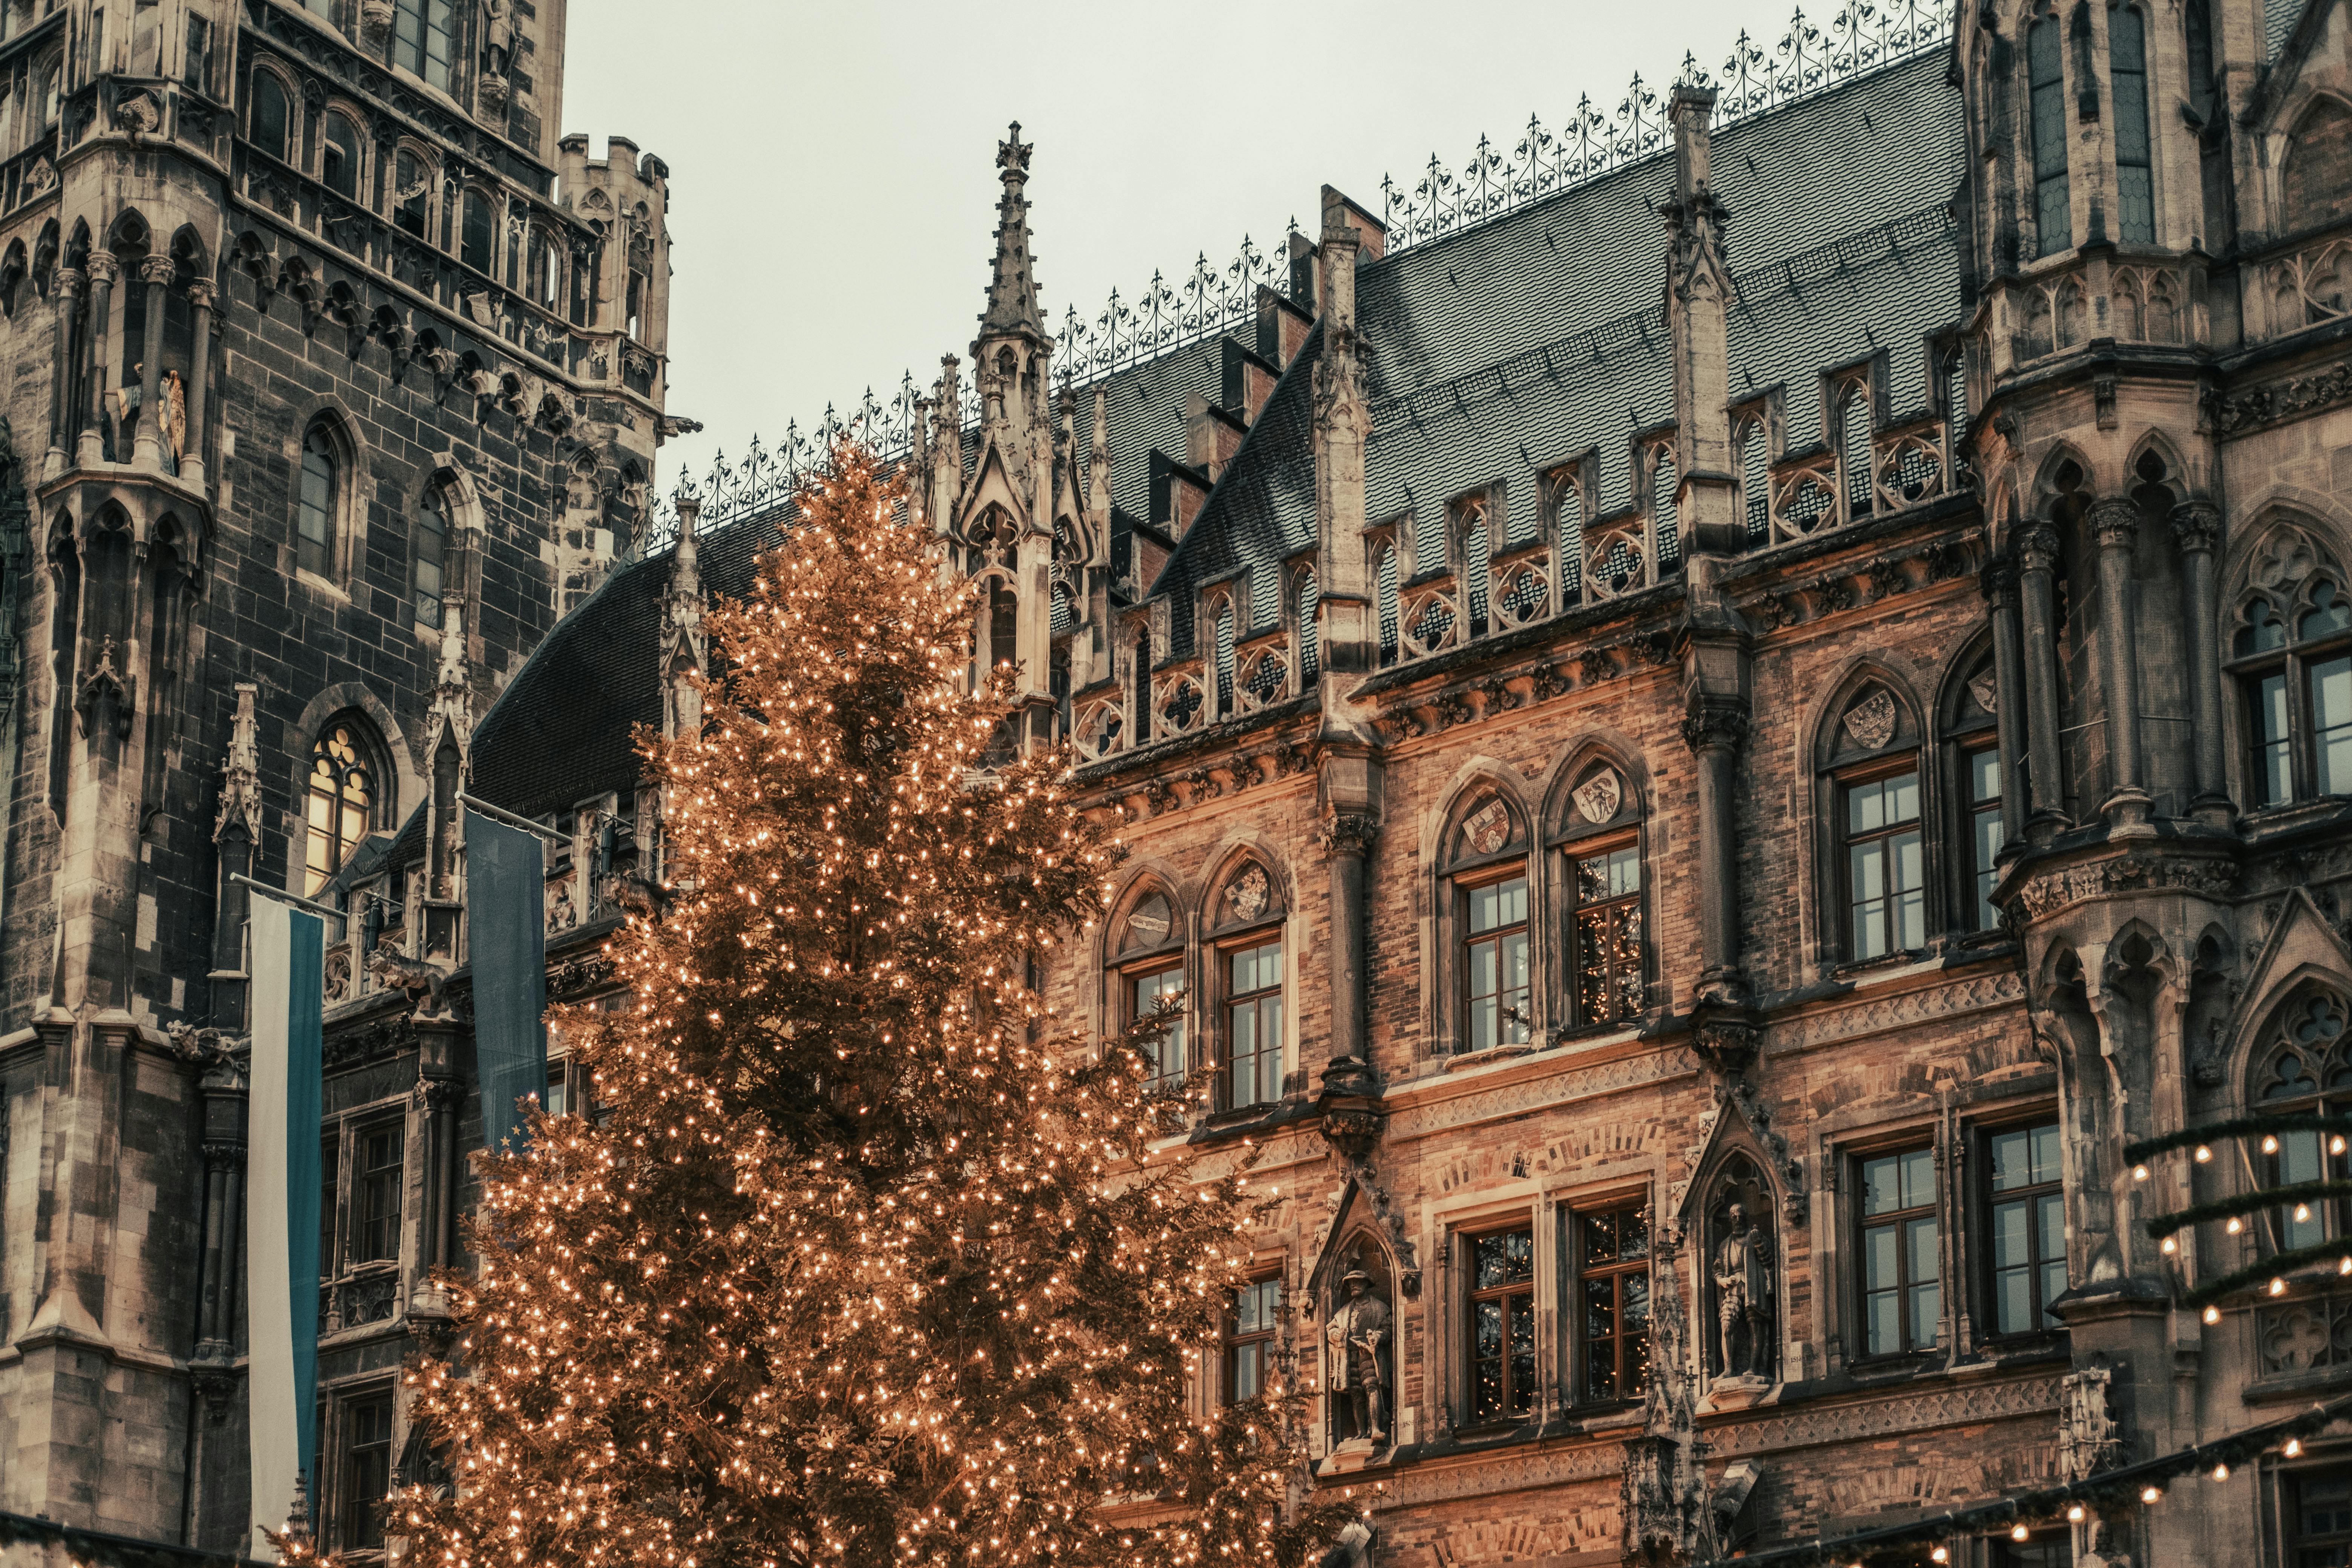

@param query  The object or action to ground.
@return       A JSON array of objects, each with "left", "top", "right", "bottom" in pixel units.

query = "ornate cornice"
[
  {"left": 2017, "top": 853, "right": 2236, "bottom": 923},
  {"left": 2214, "top": 357, "right": 2352, "bottom": 438}
]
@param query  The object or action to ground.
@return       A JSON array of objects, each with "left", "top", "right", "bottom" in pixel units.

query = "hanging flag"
[
  {"left": 470, "top": 812, "right": 548, "bottom": 1152},
  {"left": 247, "top": 895, "right": 323, "bottom": 1554}
]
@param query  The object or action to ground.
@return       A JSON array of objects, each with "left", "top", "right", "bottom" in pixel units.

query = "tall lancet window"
[
  {"left": 2110, "top": 6, "right": 2155, "bottom": 243},
  {"left": 2028, "top": 11, "right": 2071, "bottom": 255},
  {"left": 988, "top": 578, "right": 1018, "bottom": 674},
  {"left": 305, "top": 719, "right": 379, "bottom": 895}
]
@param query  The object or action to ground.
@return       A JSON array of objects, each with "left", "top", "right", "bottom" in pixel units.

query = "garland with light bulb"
[
  {"left": 1686, "top": 1387, "right": 2352, "bottom": 1567},
  {"left": 2128, "top": 1114, "right": 2352, "bottom": 1307}
]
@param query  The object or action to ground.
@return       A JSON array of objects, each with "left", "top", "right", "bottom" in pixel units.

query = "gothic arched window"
[
  {"left": 305, "top": 718, "right": 381, "bottom": 894},
  {"left": 1111, "top": 885, "right": 1187, "bottom": 1090},
  {"left": 321, "top": 111, "right": 361, "bottom": 200},
  {"left": 1439, "top": 788, "right": 1532, "bottom": 1056},
  {"left": 2027, "top": 9, "right": 2071, "bottom": 256},
  {"left": 2110, "top": 6, "right": 2155, "bottom": 243},
  {"left": 2251, "top": 989, "right": 2352, "bottom": 1254},
  {"left": 1553, "top": 757, "right": 1646, "bottom": 1030},
  {"left": 459, "top": 187, "right": 495, "bottom": 274},
  {"left": 414, "top": 478, "right": 451, "bottom": 629},
  {"left": 1207, "top": 858, "right": 1286, "bottom": 1110},
  {"left": 1819, "top": 677, "right": 1928, "bottom": 963},
  {"left": 393, "top": 150, "right": 431, "bottom": 239},
  {"left": 296, "top": 423, "right": 339, "bottom": 580},
  {"left": 251, "top": 69, "right": 291, "bottom": 163},
  {"left": 2230, "top": 531, "right": 2352, "bottom": 807}
]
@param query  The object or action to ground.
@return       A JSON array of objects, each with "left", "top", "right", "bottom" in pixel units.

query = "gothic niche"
[
  {"left": 1322, "top": 1239, "right": 1395, "bottom": 1455},
  {"left": 1702, "top": 1155, "right": 1778, "bottom": 1392}
]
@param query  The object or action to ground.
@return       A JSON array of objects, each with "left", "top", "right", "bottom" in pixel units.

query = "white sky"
[{"left": 560, "top": 0, "right": 1774, "bottom": 502}]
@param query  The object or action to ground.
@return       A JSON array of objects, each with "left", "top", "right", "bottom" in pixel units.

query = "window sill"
[{"left": 1444, "top": 1041, "right": 1540, "bottom": 1073}]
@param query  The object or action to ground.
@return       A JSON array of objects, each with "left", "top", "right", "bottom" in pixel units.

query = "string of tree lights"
[
  {"left": 1683, "top": 1387, "right": 2352, "bottom": 1568},
  {"left": 285, "top": 446, "right": 1357, "bottom": 1568}
]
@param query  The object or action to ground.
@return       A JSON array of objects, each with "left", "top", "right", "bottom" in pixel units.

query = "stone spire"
[
  {"left": 661, "top": 492, "right": 707, "bottom": 742},
  {"left": 975, "top": 122, "right": 1047, "bottom": 347}
]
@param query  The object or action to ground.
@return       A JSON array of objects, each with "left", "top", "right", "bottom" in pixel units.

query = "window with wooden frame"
[
  {"left": 1553, "top": 758, "right": 1644, "bottom": 1032},
  {"left": 1855, "top": 1142, "right": 1941, "bottom": 1358},
  {"left": 1109, "top": 888, "right": 1186, "bottom": 1090},
  {"left": 1439, "top": 791, "right": 1531, "bottom": 1055},
  {"left": 331, "top": 1384, "right": 396, "bottom": 1551},
  {"left": 1207, "top": 861, "right": 1285, "bottom": 1111},
  {"left": 2231, "top": 569, "right": 2352, "bottom": 809},
  {"left": 1574, "top": 1201, "right": 1651, "bottom": 1404},
  {"left": 351, "top": 1120, "right": 403, "bottom": 1265},
  {"left": 1464, "top": 1222, "right": 1537, "bottom": 1425},
  {"left": 1223, "top": 1276, "right": 1281, "bottom": 1404},
  {"left": 1940, "top": 646, "right": 2004, "bottom": 935},
  {"left": 1221, "top": 935, "right": 1283, "bottom": 1110},
  {"left": 1982, "top": 1117, "right": 2066, "bottom": 1336},
  {"left": 1819, "top": 679, "right": 1927, "bottom": 965},
  {"left": 2289, "top": 1468, "right": 2352, "bottom": 1568}
]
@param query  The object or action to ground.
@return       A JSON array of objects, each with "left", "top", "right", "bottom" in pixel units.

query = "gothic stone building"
[
  {"left": 5, "top": 0, "right": 2352, "bottom": 1560},
  {"left": 0, "top": 0, "right": 679, "bottom": 1548}
]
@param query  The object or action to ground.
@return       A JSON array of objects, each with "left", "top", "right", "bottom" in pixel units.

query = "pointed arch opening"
[
  {"left": 1815, "top": 669, "right": 1929, "bottom": 965},
  {"left": 305, "top": 713, "right": 389, "bottom": 896},
  {"left": 1204, "top": 851, "right": 1289, "bottom": 1111},
  {"left": 1432, "top": 776, "right": 1536, "bottom": 1057}
]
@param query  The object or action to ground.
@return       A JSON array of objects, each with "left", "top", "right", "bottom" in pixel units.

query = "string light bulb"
[
  {"left": 2197, "top": 1145, "right": 2214, "bottom": 1162},
  {"left": 2133, "top": 1164, "right": 2150, "bottom": 1181},
  {"left": 2011, "top": 1524, "right": 2032, "bottom": 1542},
  {"left": 2298, "top": 1204, "right": 2314, "bottom": 1222},
  {"left": 2067, "top": 1504, "right": 2087, "bottom": 1523},
  {"left": 2213, "top": 1463, "right": 2231, "bottom": 1481},
  {"left": 2142, "top": 1485, "right": 2164, "bottom": 1504},
  {"left": 1931, "top": 1548, "right": 1950, "bottom": 1564},
  {"left": 2228, "top": 1216, "right": 2244, "bottom": 1233},
  {"left": 2205, "top": 1305, "right": 2223, "bottom": 1324},
  {"left": 2265, "top": 1135, "right": 2281, "bottom": 1154},
  {"left": 2289, "top": 1439, "right": 2306, "bottom": 1458},
  {"left": 2162, "top": 1236, "right": 2178, "bottom": 1254}
]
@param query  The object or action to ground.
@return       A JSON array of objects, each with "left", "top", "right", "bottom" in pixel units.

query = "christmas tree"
[{"left": 389, "top": 449, "right": 1352, "bottom": 1568}]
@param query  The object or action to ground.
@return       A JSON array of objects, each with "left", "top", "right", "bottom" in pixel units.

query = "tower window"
[
  {"left": 2027, "top": 14, "right": 2070, "bottom": 256},
  {"left": 460, "top": 188, "right": 494, "bottom": 274},
  {"left": 183, "top": 15, "right": 209, "bottom": 90},
  {"left": 1984, "top": 1119, "right": 2066, "bottom": 1334},
  {"left": 296, "top": 425, "right": 338, "bottom": 579},
  {"left": 305, "top": 720, "right": 378, "bottom": 895},
  {"left": 394, "top": 0, "right": 453, "bottom": 92},
  {"left": 322, "top": 112, "right": 360, "bottom": 200},
  {"left": 251, "top": 69, "right": 291, "bottom": 163},
  {"left": 2233, "top": 578, "right": 2352, "bottom": 806},
  {"left": 2110, "top": 6, "right": 2154, "bottom": 243},
  {"left": 393, "top": 151, "right": 431, "bottom": 238},
  {"left": 414, "top": 481, "right": 450, "bottom": 629}
]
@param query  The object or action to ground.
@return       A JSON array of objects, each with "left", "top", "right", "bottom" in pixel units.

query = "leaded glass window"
[
  {"left": 2028, "top": 14, "right": 2071, "bottom": 256},
  {"left": 2110, "top": 7, "right": 2155, "bottom": 243},
  {"left": 304, "top": 720, "right": 376, "bottom": 895}
]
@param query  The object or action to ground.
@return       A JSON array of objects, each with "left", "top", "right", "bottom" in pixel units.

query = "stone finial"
[
  {"left": 976, "top": 122, "right": 1046, "bottom": 344},
  {"left": 214, "top": 681, "right": 263, "bottom": 845}
]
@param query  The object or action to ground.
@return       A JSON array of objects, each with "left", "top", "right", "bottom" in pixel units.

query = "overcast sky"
[{"left": 560, "top": 0, "right": 1773, "bottom": 502}]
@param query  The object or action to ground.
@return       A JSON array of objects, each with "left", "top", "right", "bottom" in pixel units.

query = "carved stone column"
[
  {"left": 2171, "top": 500, "right": 2229, "bottom": 822},
  {"left": 77, "top": 252, "right": 115, "bottom": 467},
  {"left": 45, "top": 266, "right": 83, "bottom": 477},
  {"left": 182, "top": 280, "right": 215, "bottom": 487},
  {"left": 2089, "top": 498, "right": 2152, "bottom": 831},
  {"left": 1681, "top": 695, "right": 1749, "bottom": 1000},
  {"left": 2015, "top": 524, "right": 2069, "bottom": 843},
  {"left": 132, "top": 256, "right": 173, "bottom": 471},
  {"left": 1981, "top": 553, "right": 2030, "bottom": 855}
]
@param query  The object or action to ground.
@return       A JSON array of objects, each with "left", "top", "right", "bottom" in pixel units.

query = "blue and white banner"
[
  {"left": 469, "top": 813, "right": 548, "bottom": 1152},
  {"left": 247, "top": 896, "right": 323, "bottom": 1554}
]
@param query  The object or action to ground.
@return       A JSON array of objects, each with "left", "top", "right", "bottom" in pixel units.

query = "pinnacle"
[{"left": 976, "top": 121, "right": 1046, "bottom": 346}]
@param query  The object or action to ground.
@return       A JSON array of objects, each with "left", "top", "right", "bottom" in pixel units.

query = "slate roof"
[
  {"left": 1155, "top": 48, "right": 1966, "bottom": 653},
  {"left": 464, "top": 44, "right": 1967, "bottom": 819}
]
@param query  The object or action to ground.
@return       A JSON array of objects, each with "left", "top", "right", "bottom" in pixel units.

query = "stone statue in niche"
[
  {"left": 1325, "top": 1262, "right": 1391, "bottom": 1446},
  {"left": 1704, "top": 1157, "right": 1776, "bottom": 1390}
]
